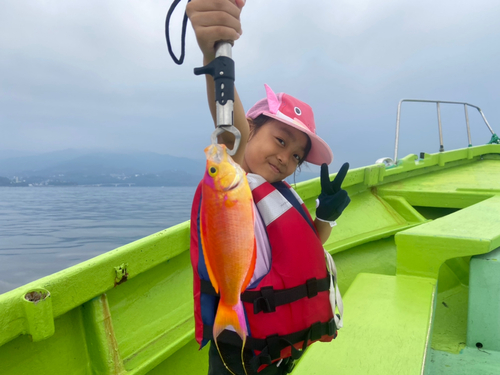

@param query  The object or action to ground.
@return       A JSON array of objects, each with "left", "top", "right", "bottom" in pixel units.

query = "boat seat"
[
  {"left": 396, "top": 195, "right": 500, "bottom": 279},
  {"left": 467, "top": 247, "right": 500, "bottom": 351},
  {"left": 293, "top": 273, "right": 435, "bottom": 375}
]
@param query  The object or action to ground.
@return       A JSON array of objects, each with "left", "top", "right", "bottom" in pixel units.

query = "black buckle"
[
  {"left": 327, "top": 318, "right": 337, "bottom": 337},
  {"left": 306, "top": 278, "right": 318, "bottom": 298},
  {"left": 310, "top": 322, "right": 322, "bottom": 341},
  {"left": 266, "top": 334, "right": 282, "bottom": 360},
  {"left": 253, "top": 286, "right": 276, "bottom": 314},
  {"left": 250, "top": 346, "right": 272, "bottom": 372}
]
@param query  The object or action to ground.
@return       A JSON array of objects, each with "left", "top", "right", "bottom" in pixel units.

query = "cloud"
[{"left": 1, "top": 0, "right": 499, "bottom": 168}]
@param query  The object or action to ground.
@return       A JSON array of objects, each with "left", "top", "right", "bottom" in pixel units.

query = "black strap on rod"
[{"left": 165, "top": 0, "right": 191, "bottom": 65}]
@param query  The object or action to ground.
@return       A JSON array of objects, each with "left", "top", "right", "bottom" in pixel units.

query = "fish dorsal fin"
[{"left": 199, "top": 204, "right": 219, "bottom": 294}]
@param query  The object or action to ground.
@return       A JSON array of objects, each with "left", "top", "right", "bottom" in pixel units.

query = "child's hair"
[{"left": 249, "top": 114, "right": 312, "bottom": 168}]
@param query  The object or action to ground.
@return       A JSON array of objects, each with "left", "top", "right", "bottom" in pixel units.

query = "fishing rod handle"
[
  {"left": 194, "top": 42, "right": 240, "bottom": 155},
  {"left": 215, "top": 42, "right": 234, "bottom": 128},
  {"left": 215, "top": 41, "right": 232, "bottom": 58},
  {"left": 213, "top": 42, "right": 239, "bottom": 155},
  {"left": 194, "top": 42, "right": 235, "bottom": 127}
]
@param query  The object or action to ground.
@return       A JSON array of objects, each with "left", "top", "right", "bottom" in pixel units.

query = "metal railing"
[{"left": 393, "top": 99, "right": 497, "bottom": 163}]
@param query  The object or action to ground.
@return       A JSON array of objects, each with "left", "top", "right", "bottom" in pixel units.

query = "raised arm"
[{"left": 187, "top": 0, "right": 248, "bottom": 165}]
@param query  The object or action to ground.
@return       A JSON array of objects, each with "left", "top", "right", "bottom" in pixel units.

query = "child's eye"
[
  {"left": 276, "top": 138, "right": 285, "bottom": 146},
  {"left": 293, "top": 154, "right": 301, "bottom": 162}
]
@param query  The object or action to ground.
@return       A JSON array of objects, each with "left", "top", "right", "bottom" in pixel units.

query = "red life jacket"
[{"left": 190, "top": 174, "right": 338, "bottom": 371}]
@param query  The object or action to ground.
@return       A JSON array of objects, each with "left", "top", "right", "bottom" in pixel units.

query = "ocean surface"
[{"left": 0, "top": 186, "right": 196, "bottom": 294}]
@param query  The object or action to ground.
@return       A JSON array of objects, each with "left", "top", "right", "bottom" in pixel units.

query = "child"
[{"left": 187, "top": 1, "right": 350, "bottom": 374}]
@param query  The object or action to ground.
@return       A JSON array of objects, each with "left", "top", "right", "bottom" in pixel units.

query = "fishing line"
[
  {"left": 165, "top": 0, "right": 191, "bottom": 65},
  {"left": 214, "top": 339, "right": 242, "bottom": 375},
  {"left": 241, "top": 345, "right": 248, "bottom": 375}
]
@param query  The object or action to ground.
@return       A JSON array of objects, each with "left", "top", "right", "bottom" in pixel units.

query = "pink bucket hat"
[{"left": 246, "top": 84, "right": 333, "bottom": 165}]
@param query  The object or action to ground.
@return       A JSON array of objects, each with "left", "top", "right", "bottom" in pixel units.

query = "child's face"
[{"left": 242, "top": 119, "right": 309, "bottom": 183}]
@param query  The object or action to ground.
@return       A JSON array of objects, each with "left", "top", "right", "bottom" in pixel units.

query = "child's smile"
[{"left": 242, "top": 119, "right": 309, "bottom": 183}]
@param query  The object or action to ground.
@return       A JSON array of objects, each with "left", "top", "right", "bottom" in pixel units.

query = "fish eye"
[{"left": 209, "top": 166, "right": 218, "bottom": 177}]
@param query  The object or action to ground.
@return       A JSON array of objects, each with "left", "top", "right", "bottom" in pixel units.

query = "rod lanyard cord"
[{"left": 165, "top": 0, "right": 191, "bottom": 65}]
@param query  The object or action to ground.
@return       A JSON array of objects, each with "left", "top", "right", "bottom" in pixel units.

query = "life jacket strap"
[
  {"left": 203, "top": 318, "right": 338, "bottom": 371},
  {"left": 199, "top": 275, "right": 332, "bottom": 314}
]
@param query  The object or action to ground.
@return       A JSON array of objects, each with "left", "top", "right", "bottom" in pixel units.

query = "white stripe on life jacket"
[
  {"left": 247, "top": 173, "right": 294, "bottom": 226},
  {"left": 288, "top": 185, "right": 304, "bottom": 205},
  {"left": 247, "top": 173, "right": 266, "bottom": 190},
  {"left": 256, "top": 190, "right": 292, "bottom": 226}
]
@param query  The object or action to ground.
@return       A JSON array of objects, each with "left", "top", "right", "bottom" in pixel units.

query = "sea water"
[{"left": 0, "top": 186, "right": 196, "bottom": 294}]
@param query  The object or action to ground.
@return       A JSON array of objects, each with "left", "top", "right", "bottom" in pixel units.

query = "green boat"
[{"left": 1, "top": 100, "right": 500, "bottom": 374}]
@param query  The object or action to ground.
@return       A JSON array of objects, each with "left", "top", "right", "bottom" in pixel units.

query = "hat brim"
[{"left": 261, "top": 111, "right": 333, "bottom": 165}]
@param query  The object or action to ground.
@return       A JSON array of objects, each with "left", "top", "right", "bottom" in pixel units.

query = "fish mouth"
[
  {"left": 225, "top": 171, "right": 244, "bottom": 191},
  {"left": 205, "top": 143, "right": 224, "bottom": 164},
  {"left": 205, "top": 143, "right": 245, "bottom": 192},
  {"left": 224, "top": 148, "right": 245, "bottom": 191}
]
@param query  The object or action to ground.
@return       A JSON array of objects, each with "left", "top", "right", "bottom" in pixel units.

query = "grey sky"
[{"left": 1, "top": 0, "right": 499, "bottom": 172}]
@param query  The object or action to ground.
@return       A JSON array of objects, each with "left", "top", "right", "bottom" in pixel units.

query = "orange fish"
[{"left": 200, "top": 144, "right": 256, "bottom": 364}]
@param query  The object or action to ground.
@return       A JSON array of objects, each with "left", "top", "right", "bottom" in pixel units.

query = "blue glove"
[{"left": 316, "top": 163, "right": 350, "bottom": 223}]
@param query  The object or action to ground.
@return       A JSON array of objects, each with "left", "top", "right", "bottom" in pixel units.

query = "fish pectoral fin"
[
  {"left": 241, "top": 238, "right": 257, "bottom": 293},
  {"left": 205, "top": 258, "right": 219, "bottom": 294},
  {"left": 240, "top": 203, "right": 257, "bottom": 292}
]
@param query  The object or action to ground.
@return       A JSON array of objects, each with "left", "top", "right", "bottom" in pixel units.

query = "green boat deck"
[
  {"left": 294, "top": 194, "right": 500, "bottom": 374},
  {"left": 1, "top": 144, "right": 500, "bottom": 374}
]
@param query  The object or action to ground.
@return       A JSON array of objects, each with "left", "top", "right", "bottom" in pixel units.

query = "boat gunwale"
[{"left": 1, "top": 143, "right": 499, "bottom": 350}]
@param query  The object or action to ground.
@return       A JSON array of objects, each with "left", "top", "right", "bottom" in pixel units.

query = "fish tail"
[
  {"left": 213, "top": 301, "right": 248, "bottom": 342},
  {"left": 213, "top": 301, "right": 248, "bottom": 375}
]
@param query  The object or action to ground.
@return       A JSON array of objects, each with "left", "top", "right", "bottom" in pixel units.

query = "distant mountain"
[
  {"left": 0, "top": 149, "right": 97, "bottom": 175},
  {"left": 0, "top": 149, "right": 206, "bottom": 186},
  {"left": 0, "top": 149, "right": 321, "bottom": 187},
  {"left": 0, "top": 176, "right": 10, "bottom": 186},
  {"left": 0, "top": 149, "right": 205, "bottom": 177},
  {"left": 0, "top": 149, "right": 39, "bottom": 161}
]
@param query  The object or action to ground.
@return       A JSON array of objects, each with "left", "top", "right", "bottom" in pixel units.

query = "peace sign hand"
[{"left": 316, "top": 163, "right": 351, "bottom": 223}]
